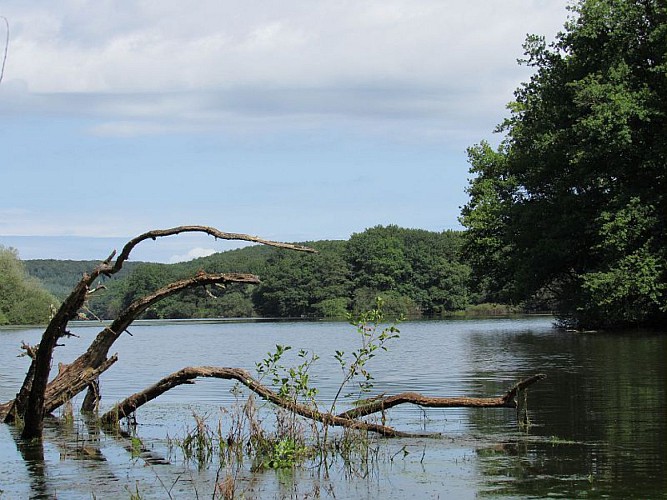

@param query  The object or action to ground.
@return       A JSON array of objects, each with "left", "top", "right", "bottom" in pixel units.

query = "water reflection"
[
  {"left": 469, "top": 328, "right": 667, "bottom": 498},
  {"left": 13, "top": 429, "right": 51, "bottom": 499},
  {"left": 0, "top": 318, "right": 665, "bottom": 498}
]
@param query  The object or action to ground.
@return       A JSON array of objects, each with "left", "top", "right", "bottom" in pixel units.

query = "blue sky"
[{"left": 0, "top": 1, "right": 569, "bottom": 263}]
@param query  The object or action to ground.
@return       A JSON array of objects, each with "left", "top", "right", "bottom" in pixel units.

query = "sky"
[{"left": 0, "top": 1, "right": 569, "bottom": 263}]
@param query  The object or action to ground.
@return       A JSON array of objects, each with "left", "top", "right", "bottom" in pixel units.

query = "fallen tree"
[
  {"left": 0, "top": 225, "right": 546, "bottom": 442},
  {"left": 1, "top": 226, "right": 315, "bottom": 438},
  {"left": 99, "top": 367, "right": 546, "bottom": 437}
]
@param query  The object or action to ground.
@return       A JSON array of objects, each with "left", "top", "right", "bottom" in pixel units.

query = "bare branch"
[
  {"left": 101, "top": 366, "right": 422, "bottom": 437},
  {"left": 110, "top": 226, "right": 317, "bottom": 275},
  {"left": 16, "top": 226, "right": 313, "bottom": 438},
  {"left": 39, "top": 272, "right": 261, "bottom": 414},
  {"left": 100, "top": 368, "right": 546, "bottom": 438},
  {"left": 337, "top": 373, "right": 547, "bottom": 420}
]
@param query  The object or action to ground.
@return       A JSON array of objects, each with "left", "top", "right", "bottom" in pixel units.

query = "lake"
[{"left": 1, "top": 317, "right": 665, "bottom": 498}]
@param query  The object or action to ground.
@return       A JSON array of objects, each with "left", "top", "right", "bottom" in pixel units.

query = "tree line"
[
  {"left": 18, "top": 226, "right": 495, "bottom": 322},
  {"left": 0, "top": 246, "right": 57, "bottom": 325}
]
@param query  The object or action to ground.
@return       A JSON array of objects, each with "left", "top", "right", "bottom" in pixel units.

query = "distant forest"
[{"left": 24, "top": 225, "right": 525, "bottom": 321}]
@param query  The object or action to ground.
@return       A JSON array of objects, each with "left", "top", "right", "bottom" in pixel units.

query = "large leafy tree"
[{"left": 461, "top": 0, "right": 666, "bottom": 328}]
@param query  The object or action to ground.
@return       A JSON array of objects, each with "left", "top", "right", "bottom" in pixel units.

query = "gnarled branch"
[
  {"left": 12, "top": 226, "right": 314, "bottom": 438},
  {"left": 41, "top": 273, "right": 261, "bottom": 416},
  {"left": 101, "top": 366, "right": 422, "bottom": 437},
  {"left": 100, "top": 367, "right": 547, "bottom": 438},
  {"left": 110, "top": 226, "right": 316, "bottom": 275}
]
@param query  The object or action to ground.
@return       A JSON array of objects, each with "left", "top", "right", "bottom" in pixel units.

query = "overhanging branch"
[{"left": 12, "top": 226, "right": 315, "bottom": 438}]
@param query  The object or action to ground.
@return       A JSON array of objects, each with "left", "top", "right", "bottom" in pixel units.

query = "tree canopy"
[
  {"left": 461, "top": 0, "right": 666, "bottom": 329},
  {"left": 24, "top": 227, "right": 476, "bottom": 321},
  {"left": 0, "top": 246, "right": 58, "bottom": 325}
]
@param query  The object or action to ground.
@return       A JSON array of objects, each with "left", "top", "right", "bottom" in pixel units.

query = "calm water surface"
[{"left": 0, "top": 317, "right": 665, "bottom": 498}]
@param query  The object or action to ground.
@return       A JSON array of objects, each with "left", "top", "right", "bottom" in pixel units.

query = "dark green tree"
[
  {"left": 461, "top": 0, "right": 666, "bottom": 328},
  {"left": 347, "top": 226, "right": 470, "bottom": 316},
  {"left": 29, "top": 228, "right": 474, "bottom": 321},
  {"left": 253, "top": 241, "right": 352, "bottom": 317},
  {"left": 118, "top": 263, "right": 175, "bottom": 318},
  {"left": 347, "top": 225, "right": 411, "bottom": 292}
]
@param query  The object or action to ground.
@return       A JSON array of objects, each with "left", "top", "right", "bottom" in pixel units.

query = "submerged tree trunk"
[
  {"left": 3, "top": 226, "right": 315, "bottom": 438},
  {"left": 1, "top": 224, "right": 547, "bottom": 442},
  {"left": 21, "top": 280, "right": 93, "bottom": 438},
  {"left": 100, "top": 367, "right": 546, "bottom": 437},
  {"left": 337, "top": 373, "right": 547, "bottom": 420}
]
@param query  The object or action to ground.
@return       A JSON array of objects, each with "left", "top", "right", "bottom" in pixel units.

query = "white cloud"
[
  {"left": 1, "top": 1, "right": 569, "bottom": 138},
  {"left": 0, "top": 0, "right": 572, "bottom": 256},
  {"left": 169, "top": 247, "right": 217, "bottom": 264}
]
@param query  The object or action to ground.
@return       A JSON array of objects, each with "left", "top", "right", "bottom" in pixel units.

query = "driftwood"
[
  {"left": 100, "top": 367, "right": 546, "bottom": 438},
  {"left": 2, "top": 226, "right": 315, "bottom": 438},
  {"left": 337, "top": 373, "right": 547, "bottom": 420},
  {"left": 1, "top": 224, "right": 547, "bottom": 443}
]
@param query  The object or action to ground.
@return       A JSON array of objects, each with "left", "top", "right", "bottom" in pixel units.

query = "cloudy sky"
[{"left": 0, "top": 1, "right": 569, "bottom": 263}]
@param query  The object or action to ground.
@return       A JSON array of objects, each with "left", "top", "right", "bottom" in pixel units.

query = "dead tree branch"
[
  {"left": 101, "top": 366, "right": 426, "bottom": 437},
  {"left": 111, "top": 226, "right": 315, "bottom": 273},
  {"left": 337, "top": 373, "right": 547, "bottom": 420},
  {"left": 100, "top": 367, "right": 547, "bottom": 438},
  {"left": 11, "top": 226, "right": 314, "bottom": 438},
  {"left": 6, "top": 273, "right": 261, "bottom": 425},
  {"left": 3, "top": 273, "right": 263, "bottom": 425}
]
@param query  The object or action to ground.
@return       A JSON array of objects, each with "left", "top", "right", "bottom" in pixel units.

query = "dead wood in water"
[
  {"left": 100, "top": 366, "right": 413, "bottom": 437},
  {"left": 100, "top": 367, "right": 547, "bottom": 438},
  {"left": 2, "top": 226, "right": 316, "bottom": 438},
  {"left": 0, "top": 223, "right": 547, "bottom": 442},
  {"left": 337, "top": 373, "right": 547, "bottom": 420}
]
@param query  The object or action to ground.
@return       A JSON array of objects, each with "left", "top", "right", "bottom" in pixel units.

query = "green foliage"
[
  {"left": 461, "top": 0, "right": 667, "bottom": 328},
  {"left": 347, "top": 226, "right": 470, "bottom": 316},
  {"left": 460, "top": 303, "right": 521, "bottom": 317},
  {"left": 213, "top": 290, "right": 256, "bottom": 318},
  {"left": 252, "top": 299, "right": 399, "bottom": 467},
  {"left": 120, "top": 263, "right": 173, "bottom": 311},
  {"left": 252, "top": 240, "right": 352, "bottom": 317},
  {"left": 331, "top": 297, "right": 401, "bottom": 410},
  {"left": 22, "top": 226, "right": 479, "bottom": 321},
  {"left": 152, "top": 303, "right": 401, "bottom": 479},
  {"left": 577, "top": 198, "right": 666, "bottom": 327},
  {"left": 262, "top": 437, "right": 309, "bottom": 469},
  {"left": 352, "top": 288, "right": 419, "bottom": 319},
  {"left": 312, "top": 297, "right": 350, "bottom": 318},
  {"left": 252, "top": 345, "right": 318, "bottom": 470},
  {"left": 24, "top": 259, "right": 141, "bottom": 301},
  {"left": 0, "top": 246, "right": 58, "bottom": 325},
  {"left": 256, "top": 344, "right": 320, "bottom": 404},
  {"left": 460, "top": 142, "right": 518, "bottom": 304},
  {"left": 178, "top": 412, "right": 215, "bottom": 468}
]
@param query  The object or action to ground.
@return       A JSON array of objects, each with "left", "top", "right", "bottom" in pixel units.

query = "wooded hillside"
[
  {"left": 24, "top": 226, "right": 506, "bottom": 321},
  {"left": 1, "top": 246, "right": 57, "bottom": 325}
]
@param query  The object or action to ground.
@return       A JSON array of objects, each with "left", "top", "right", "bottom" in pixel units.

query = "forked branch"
[{"left": 11, "top": 226, "right": 314, "bottom": 438}]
